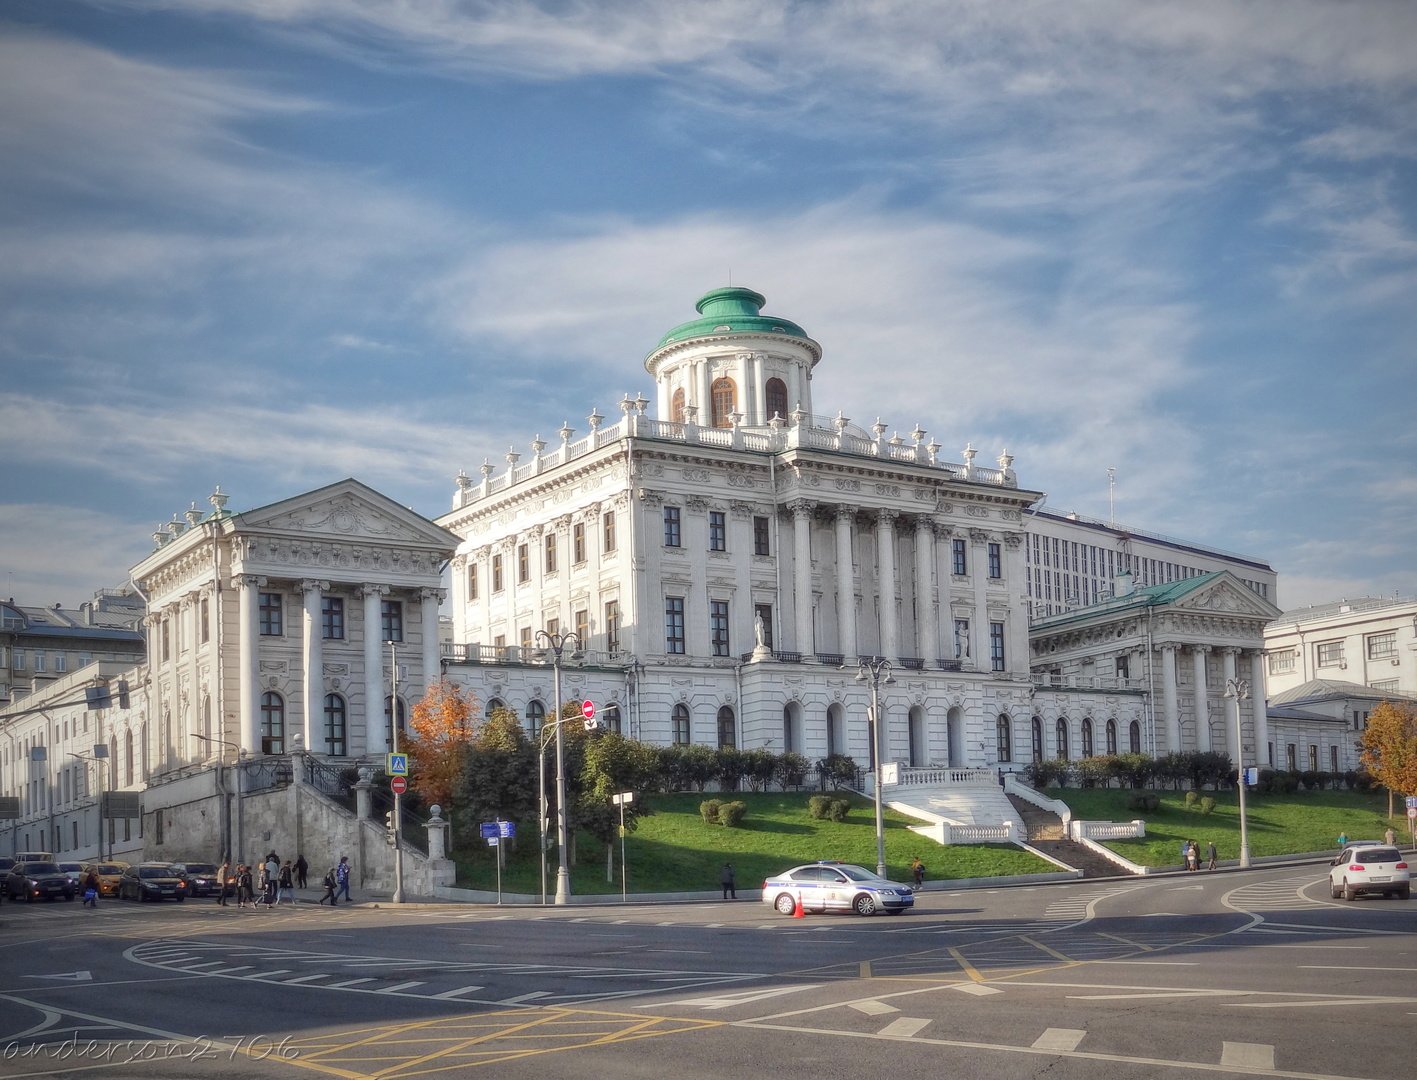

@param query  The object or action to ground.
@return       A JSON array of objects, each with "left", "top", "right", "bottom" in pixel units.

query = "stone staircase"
[{"left": 1006, "top": 794, "right": 1130, "bottom": 879}]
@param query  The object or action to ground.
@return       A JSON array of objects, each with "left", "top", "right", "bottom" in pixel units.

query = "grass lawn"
[
  {"left": 451, "top": 791, "right": 1055, "bottom": 895},
  {"left": 1056, "top": 787, "right": 1405, "bottom": 867}
]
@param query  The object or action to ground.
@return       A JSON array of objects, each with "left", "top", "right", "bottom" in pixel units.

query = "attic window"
[
  {"left": 772, "top": 326, "right": 785, "bottom": 332},
  {"left": 714, "top": 324, "right": 732, "bottom": 332}
]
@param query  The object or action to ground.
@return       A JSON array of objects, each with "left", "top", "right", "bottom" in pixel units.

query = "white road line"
[
  {"left": 848, "top": 1000, "right": 898, "bottom": 1016},
  {"left": 878, "top": 1017, "right": 930, "bottom": 1037},
  {"left": 1093, "top": 960, "right": 1198, "bottom": 966},
  {"left": 497, "top": 991, "right": 551, "bottom": 1004},
  {"left": 324, "top": 978, "right": 377, "bottom": 988},
  {"left": 952, "top": 983, "right": 1002, "bottom": 996},
  {"left": 1300, "top": 965, "right": 1417, "bottom": 972},
  {"left": 244, "top": 970, "right": 293, "bottom": 980},
  {"left": 374, "top": 981, "right": 425, "bottom": 994},
  {"left": 1221, "top": 1041, "right": 1276, "bottom": 1069},
  {"left": 432, "top": 984, "right": 486, "bottom": 999},
  {"left": 281, "top": 974, "right": 331, "bottom": 984},
  {"left": 1033, "top": 1028, "right": 1086, "bottom": 1051},
  {"left": 204, "top": 966, "right": 253, "bottom": 975}
]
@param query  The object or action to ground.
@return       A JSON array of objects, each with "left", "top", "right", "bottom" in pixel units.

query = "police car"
[{"left": 761, "top": 861, "right": 915, "bottom": 916}]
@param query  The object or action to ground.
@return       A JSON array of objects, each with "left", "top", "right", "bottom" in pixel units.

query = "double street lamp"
[
  {"left": 1224, "top": 677, "right": 1253, "bottom": 868},
  {"left": 535, "top": 628, "right": 582, "bottom": 906},
  {"left": 853, "top": 656, "right": 894, "bottom": 879}
]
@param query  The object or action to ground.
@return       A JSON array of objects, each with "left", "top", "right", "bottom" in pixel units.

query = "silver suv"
[{"left": 1329, "top": 844, "right": 1410, "bottom": 901}]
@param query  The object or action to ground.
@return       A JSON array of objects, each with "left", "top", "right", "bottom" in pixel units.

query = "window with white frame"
[
  {"left": 1367, "top": 632, "right": 1397, "bottom": 660},
  {"left": 1268, "top": 650, "right": 1295, "bottom": 675},
  {"left": 1316, "top": 640, "right": 1344, "bottom": 667}
]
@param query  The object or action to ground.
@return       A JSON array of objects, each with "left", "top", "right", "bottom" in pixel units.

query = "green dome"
[{"left": 652, "top": 287, "right": 811, "bottom": 349}]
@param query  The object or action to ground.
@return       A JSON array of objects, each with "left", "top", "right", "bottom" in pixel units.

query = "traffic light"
[
  {"left": 384, "top": 810, "right": 396, "bottom": 846},
  {"left": 117, "top": 680, "right": 130, "bottom": 709}
]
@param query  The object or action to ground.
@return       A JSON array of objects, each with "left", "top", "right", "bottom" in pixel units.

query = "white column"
[
  {"left": 237, "top": 575, "right": 262, "bottom": 755},
  {"left": 1248, "top": 650, "right": 1269, "bottom": 767},
  {"left": 914, "top": 516, "right": 937, "bottom": 665},
  {"left": 1221, "top": 647, "right": 1240, "bottom": 762},
  {"left": 835, "top": 507, "right": 858, "bottom": 662},
  {"left": 875, "top": 511, "right": 899, "bottom": 661},
  {"left": 1191, "top": 646, "right": 1212, "bottom": 752},
  {"left": 185, "top": 593, "right": 200, "bottom": 760},
  {"left": 790, "top": 500, "right": 815, "bottom": 654},
  {"left": 421, "top": 587, "right": 443, "bottom": 694},
  {"left": 1003, "top": 533, "right": 1028, "bottom": 672},
  {"left": 362, "top": 584, "right": 388, "bottom": 757},
  {"left": 1161, "top": 644, "right": 1181, "bottom": 752},
  {"left": 969, "top": 529, "right": 989, "bottom": 668},
  {"left": 301, "top": 580, "right": 326, "bottom": 754}
]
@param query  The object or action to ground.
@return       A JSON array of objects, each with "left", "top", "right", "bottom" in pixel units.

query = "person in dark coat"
[
  {"left": 720, "top": 862, "right": 737, "bottom": 900},
  {"left": 294, "top": 853, "right": 309, "bottom": 890},
  {"left": 319, "top": 867, "right": 338, "bottom": 906}
]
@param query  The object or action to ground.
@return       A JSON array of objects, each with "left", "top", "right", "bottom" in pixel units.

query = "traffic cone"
[{"left": 793, "top": 890, "right": 805, "bottom": 918}]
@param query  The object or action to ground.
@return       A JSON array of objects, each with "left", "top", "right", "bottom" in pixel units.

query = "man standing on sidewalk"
[{"left": 335, "top": 856, "right": 352, "bottom": 903}]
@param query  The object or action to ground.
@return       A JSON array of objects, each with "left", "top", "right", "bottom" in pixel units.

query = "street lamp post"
[
  {"left": 191, "top": 733, "right": 243, "bottom": 864},
  {"left": 1225, "top": 677, "right": 1252, "bottom": 868},
  {"left": 535, "top": 628, "right": 582, "bottom": 906},
  {"left": 854, "top": 656, "right": 894, "bottom": 879},
  {"left": 387, "top": 640, "right": 405, "bottom": 904}
]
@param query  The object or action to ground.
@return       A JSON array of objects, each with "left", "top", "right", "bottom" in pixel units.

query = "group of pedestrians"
[
  {"left": 211, "top": 852, "right": 352, "bottom": 908},
  {"left": 1182, "top": 839, "right": 1217, "bottom": 871}
]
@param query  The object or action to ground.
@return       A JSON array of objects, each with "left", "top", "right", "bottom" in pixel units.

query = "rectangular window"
[
  {"left": 520, "top": 626, "right": 532, "bottom": 653},
  {"left": 754, "top": 604, "right": 774, "bottom": 650},
  {"left": 161, "top": 620, "right": 170, "bottom": 661},
  {"left": 753, "top": 515, "right": 771, "bottom": 556},
  {"left": 605, "top": 600, "right": 621, "bottom": 653},
  {"left": 1330, "top": 745, "right": 1339, "bottom": 773},
  {"left": 953, "top": 618, "right": 970, "bottom": 659},
  {"left": 1115, "top": 655, "right": 1130, "bottom": 680},
  {"left": 55, "top": 654, "right": 67, "bottom": 673},
  {"left": 1286, "top": 743, "right": 1296, "bottom": 771},
  {"left": 492, "top": 554, "right": 504, "bottom": 592},
  {"left": 708, "top": 510, "right": 727, "bottom": 552},
  {"left": 321, "top": 596, "right": 344, "bottom": 640},
  {"left": 1268, "top": 650, "right": 1295, "bottom": 675},
  {"left": 467, "top": 565, "right": 478, "bottom": 601},
  {"left": 1367, "top": 632, "right": 1397, "bottom": 660},
  {"left": 493, "top": 634, "right": 505, "bottom": 649},
  {"left": 990, "top": 621, "right": 1006, "bottom": 671},
  {"left": 1371, "top": 678, "right": 1400, "bottom": 693},
  {"left": 665, "top": 596, "right": 686, "bottom": 654},
  {"left": 381, "top": 600, "right": 403, "bottom": 643},
  {"left": 603, "top": 510, "right": 616, "bottom": 553},
  {"left": 710, "top": 599, "right": 730, "bottom": 657},
  {"left": 573, "top": 522, "right": 586, "bottom": 563},
  {"left": 988, "top": 542, "right": 1002, "bottom": 579},
  {"left": 545, "top": 618, "right": 559, "bottom": 639},
  {"left": 544, "top": 534, "right": 557, "bottom": 574},
  {"left": 1316, "top": 640, "right": 1344, "bottom": 667},
  {"left": 201, "top": 596, "right": 210, "bottom": 643},
  {"left": 518, "top": 543, "right": 530, "bottom": 583},
  {"left": 11, "top": 650, "right": 23, "bottom": 671},
  {"left": 575, "top": 608, "right": 589, "bottom": 643},
  {"left": 34, "top": 650, "right": 47, "bottom": 673},
  {"left": 952, "top": 539, "right": 967, "bottom": 576},
  {"left": 259, "top": 592, "right": 283, "bottom": 636},
  {"left": 663, "top": 506, "right": 682, "bottom": 547},
  {"left": 1308, "top": 745, "right": 1318, "bottom": 773}
]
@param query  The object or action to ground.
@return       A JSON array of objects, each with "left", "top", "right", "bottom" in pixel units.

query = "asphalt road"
[{"left": 0, "top": 864, "right": 1412, "bottom": 1079}]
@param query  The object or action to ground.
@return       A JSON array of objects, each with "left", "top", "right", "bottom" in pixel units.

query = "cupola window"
[
  {"left": 711, "top": 377, "right": 737, "bottom": 428},
  {"left": 671, "top": 388, "right": 686, "bottom": 423},
  {"left": 765, "top": 377, "right": 788, "bottom": 423}
]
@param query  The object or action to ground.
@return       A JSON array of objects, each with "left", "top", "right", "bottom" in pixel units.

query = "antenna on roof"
[{"left": 1107, "top": 466, "right": 1117, "bottom": 526}]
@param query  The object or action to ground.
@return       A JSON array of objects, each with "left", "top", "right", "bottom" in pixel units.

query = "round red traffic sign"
[
  {"left": 581, "top": 699, "right": 595, "bottom": 720},
  {"left": 391, "top": 775, "right": 408, "bottom": 795}
]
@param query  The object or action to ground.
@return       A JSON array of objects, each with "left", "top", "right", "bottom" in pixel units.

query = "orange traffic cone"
[{"left": 792, "top": 890, "right": 805, "bottom": 918}]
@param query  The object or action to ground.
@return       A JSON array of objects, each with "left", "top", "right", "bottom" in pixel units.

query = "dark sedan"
[
  {"left": 176, "top": 862, "right": 221, "bottom": 898},
  {"left": 118, "top": 863, "right": 189, "bottom": 902},
  {"left": 5, "top": 861, "right": 78, "bottom": 902}
]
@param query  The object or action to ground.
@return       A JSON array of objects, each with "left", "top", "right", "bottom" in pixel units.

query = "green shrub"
[
  {"left": 826, "top": 798, "right": 851, "bottom": 822},
  {"left": 718, "top": 800, "right": 747, "bottom": 827},
  {"left": 1184, "top": 790, "right": 1199, "bottom": 810},
  {"left": 1199, "top": 796, "right": 1216, "bottom": 815},
  {"left": 808, "top": 795, "right": 832, "bottom": 820},
  {"left": 700, "top": 799, "right": 722, "bottom": 824}
]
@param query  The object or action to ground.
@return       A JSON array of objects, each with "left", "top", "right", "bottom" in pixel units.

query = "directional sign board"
[
  {"left": 479, "top": 821, "right": 516, "bottom": 839},
  {"left": 387, "top": 753, "right": 409, "bottom": 776},
  {"left": 1407, "top": 796, "right": 1417, "bottom": 809},
  {"left": 391, "top": 776, "right": 408, "bottom": 796}
]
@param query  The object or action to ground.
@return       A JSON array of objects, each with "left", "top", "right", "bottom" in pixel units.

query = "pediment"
[
  {"left": 1171, "top": 575, "right": 1281, "bottom": 620},
  {"left": 238, "top": 479, "right": 458, "bottom": 552}
]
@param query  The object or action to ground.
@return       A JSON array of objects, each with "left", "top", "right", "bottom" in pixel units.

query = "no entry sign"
[
  {"left": 391, "top": 775, "right": 408, "bottom": 796},
  {"left": 581, "top": 700, "right": 595, "bottom": 720}
]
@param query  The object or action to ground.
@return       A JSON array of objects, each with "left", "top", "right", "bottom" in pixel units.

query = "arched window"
[
  {"left": 782, "top": 705, "right": 795, "bottom": 754},
  {"left": 324, "top": 694, "right": 347, "bottom": 756},
  {"left": 1031, "top": 716, "right": 1044, "bottom": 763},
  {"left": 1081, "top": 718, "right": 1094, "bottom": 758},
  {"left": 202, "top": 696, "right": 212, "bottom": 744},
  {"left": 765, "top": 377, "right": 788, "bottom": 423},
  {"left": 124, "top": 730, "right": 134, "bottom": 786},
  {"left": 672, "top": 704, "right": 691, "bottom": 745},
  {"left": 1129, "top": 720, "right": 1142, "bottom": 754},
  {"left": 1106, "top": 719, "right": 1118, "bottom": 755},
  {"left": 1055, "top": 718, "right": 1069, "bottom": 761},
  {"left": 485, "top": 697, "right": 505, "bottom": 722},
  {"left": 260, "top": 692, "right": 285, "bottom": 755},
  {"left": 717, "top": 706, "right": 736, "bottom": 748},
  {"left": 827, "top": 703, "right": 844, "bottom": 758},
  {"left": 140, "top": 722, "right": 149, "bottom": 778},
  {"left": 670, "top": 388, "right": 686, "bottom": 423},
  {"left": 711, "top": 376, "right": 737, "bottom": 428},
  {"left": 109, "top": 735, "right": 119, "bottom": 788},
  {"left": 385, "top": 695, "right": 407, "bottom": 749},
  {"left": 526, "top": 699, "right": 545, "bottom": 739},
  {"left": 602, "top": 702, "right": 622, "bottom": 735},
  {"left": 997, "top": 714, "right": 1012, "bottom": 763}
]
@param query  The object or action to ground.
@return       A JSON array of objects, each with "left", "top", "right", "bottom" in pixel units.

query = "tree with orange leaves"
[
  {"left": 404, "top": 678, "right": 480, "bottom": 807},
  {"left": 1359, "top": 700, "right": 1417, "bottom": 818}
]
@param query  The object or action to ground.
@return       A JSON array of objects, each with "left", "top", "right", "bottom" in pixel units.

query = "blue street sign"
[
  {"left": 1406, "top": 796, "right": 1417, "bottom": 809},
  {"left": 387, "top": 753, "right": 409, "bottom": 776},
  {"left": 480, "top": 821, "right": 517, "bottom": 839}
]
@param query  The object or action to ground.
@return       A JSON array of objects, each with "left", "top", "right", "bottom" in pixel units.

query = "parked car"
[
  {"left": 5, "top": 861, "right": 78, "bottom": 902},
  {"left": 82, "top": 862, "right": 131, "bottom": 898},
  {"left": 1329, "top": 845, "right": 1410, "bottom": 901},
  {"left": 175, "top": 862, "right": 221, "bottom": 898},
  {"left": 762, "top": 861, "right": 915, "bottom": 917},
  {"left": 117, "top": 863, "right": 189, "bottom": 902},
  {"left": 15, "top": 851, "right": 54, "bottom": 862},
  {"left": 57, "top": 862, "right": 86, "bottom": 888}
]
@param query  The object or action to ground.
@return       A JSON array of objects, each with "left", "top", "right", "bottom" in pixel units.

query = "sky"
[{"left": 2, "top": 0, "right": 1415, "bottom": 614}]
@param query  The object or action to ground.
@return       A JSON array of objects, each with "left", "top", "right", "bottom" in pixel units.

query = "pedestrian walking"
[
  {"left": 335, "top": 856, "right": 352, "bottom": 903},
  {"left": 1205, "top": 841, "right": 1217, "bottom": 871},
  {"left": 1384, "top": 827, "right": 1396, "bottom": 847},
  {"left": 1179, "top": 839, "right": 1189, "bottom": 871},
  {"left": 294, "top": 853, "right": 309, "bottom": 890},
  {"left": 277, "top": 860, "right": 295, "bottom": 905},
  {"left": 910, "top": 856, "right": 926, "bottom": 888},
  {"left": 216, "top": 859, "right": 231, "bottom": 907},
  {"left": 1185, "top": 840, "right": 1199, "bottom": 872},
  {"left": 319, "top": 867, "right": 338, "bottom": 906},
  {"left": 263, "top": 852, "right": 279, "bottom": 907},
  {"left": 82, "top": 868, "right": 100, "bottom": 908},
  {"left": 1336, "top": 831, "right": 1349, "bottom": 849},
  {"left": 237, "top": 864, "right": 255, "bottom": 908},
  {"left": 720, "top": 862, "right": 737, "bottom": 900}
]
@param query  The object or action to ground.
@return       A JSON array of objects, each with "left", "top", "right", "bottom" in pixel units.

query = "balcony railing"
[{"left": 442, "top": 642, "right": 628, "bottom": 669}]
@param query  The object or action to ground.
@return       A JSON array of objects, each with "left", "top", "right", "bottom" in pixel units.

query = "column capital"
[
  {"left": 419, "top": 587, "right": 447, "bottom": 603},
  {"left": 300, "top": 578, "right": 330, "bottom": 595},
  {"left": 787, "top": 498, "right": 816, "bottom": 517},
  {"left": 238, "top": 573, "right": 266, "bottom": 589},
  {"left": 968, "top": 527, "right": 989, "bottom": 543},
  {"left": 835, "top": 504, "right": 857, "bottom": 523},
  {"left": 1190, "top": 644, "right": 1212, "bottom": 655},
  {"left": 1004, "top": 533, "right": 1024, "bottom": 549},
  {"left": 360, "top": 583, "right": 390, "bottom": 599},
  {"left": 875, "top": 508, "right": 898, "bottom": 527}
]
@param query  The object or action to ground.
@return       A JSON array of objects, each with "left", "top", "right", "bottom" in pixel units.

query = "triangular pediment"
[
  {"left": 1169, "top": 573, "right": 1282, "bottom": 621},
  {"left": 237, "top": 479, "right": 458, "bottom": 552}
]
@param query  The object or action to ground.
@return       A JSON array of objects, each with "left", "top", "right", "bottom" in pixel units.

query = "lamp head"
[{"left": 854, "top": 672, "right": 865, "bottom": 684}]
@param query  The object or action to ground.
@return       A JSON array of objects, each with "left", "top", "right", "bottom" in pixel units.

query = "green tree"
[
  {"left": 1359, "top": 701, "right": 1417, "bottom": 817},
  {"left": 453, "top": 705, "right": 536, "bottom": 841},
  {"left": 578, "top": 733, "right": 659, "bottom": 881}
]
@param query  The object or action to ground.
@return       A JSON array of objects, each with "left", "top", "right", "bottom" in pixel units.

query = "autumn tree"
[
  {"left": 404, "top": 678, "right": 479, "bottom": 807},
  {"left": 1359, "top": 701, "right": 1417, "bottom": 817}
]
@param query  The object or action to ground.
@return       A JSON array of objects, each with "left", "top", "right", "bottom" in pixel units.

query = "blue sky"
[{"left": 2, "top": 1, "right": 1415, "bottom": 612}]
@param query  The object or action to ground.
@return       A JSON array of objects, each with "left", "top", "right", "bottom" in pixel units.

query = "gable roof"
[
  {"left": 1030, "top": 570, "right": 1280, "bottom": 633},
  {"left": 1269, "top": 678, "right": 1417, "bottom": 707},
  {"left": 233, "top": 478, "right": 459, "bottom": 551}
]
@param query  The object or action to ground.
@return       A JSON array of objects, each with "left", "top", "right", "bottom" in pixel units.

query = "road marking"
[
  {"left": 879, "top": 1017, "right": 930, "bottom": 1037},
  {"left": 497, "top": 991, "right": 552, "bottom": 1004},
  {"left": 1299, "top": 964, "right": 1417, "bottom": 971},
  {"left": 653, "top": 985, "right": 823, "bottom": 1010},
  {"left": 1033, "top": 1027, "right": 1086, "bottom": 1051},
  {"left": 1221, "top": 1041, "right": 1276, "bottom": 1069},
  {"left": 281, "top": 974, "right": 331, "bottom": 984},
  {"left": 1093, "top": 960, "right": 1198, "bottom": 966},
  {"left": 324, "top": 978, "right": 377, "bottom": 987},
  {"left": 849, "top": 999, "right": 898, "bottom": 1016},
  {"left": 23, "top": 971, "right": 92, "bottom": 981},
  {"left": 1019, "top": 935, "right": 1072, "bottom": 962},
  {"left": 953, "top": 982, "right": 1002, "bottom": 996},
  {"left": 947, "top": 947, "right": 986, "bottom": 983},
  {"left": 432, "top": 984, "right": 487, "bottom": 999},
  {"left": 1095, "top": 931, "right": 1153, "bottom": 950},
  {"left": 375, "top": 981, "right": 425, "bottom": 994},
  {"left": 1069, "top": 990, "right": 1250, "bottom": 1001},
  {"left": 859, "top": 961, "right": 872, "bottom": 978}
]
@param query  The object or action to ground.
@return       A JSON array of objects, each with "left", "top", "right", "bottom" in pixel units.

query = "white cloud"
[{"left": 0, "top": 504, "right": 153, "bottom": 603}]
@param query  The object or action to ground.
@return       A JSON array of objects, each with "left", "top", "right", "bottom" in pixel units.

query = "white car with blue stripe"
[{"left": 762, "top": 861, "right": 915, "bottom": 916}]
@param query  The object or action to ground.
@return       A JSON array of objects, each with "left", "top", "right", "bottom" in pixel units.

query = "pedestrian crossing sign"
[{"left": 387, "top": 753, "right": 408, "bottom": 776}]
